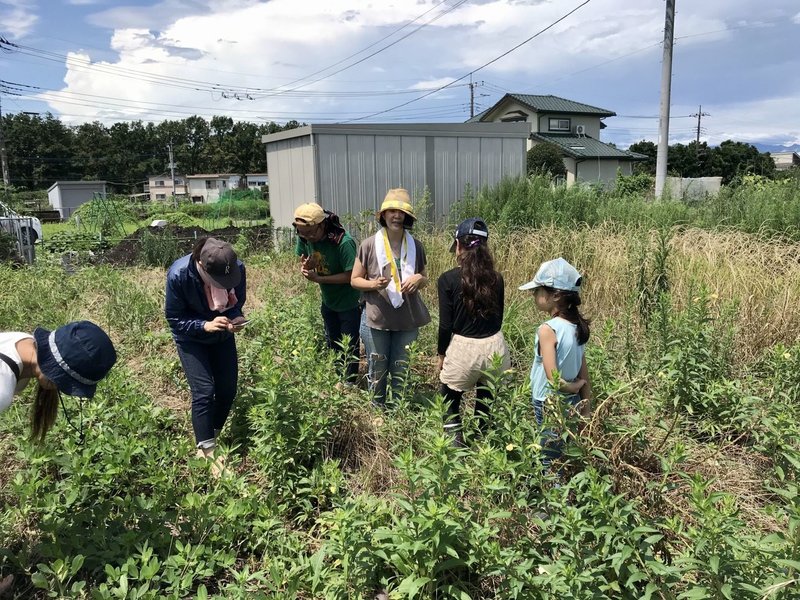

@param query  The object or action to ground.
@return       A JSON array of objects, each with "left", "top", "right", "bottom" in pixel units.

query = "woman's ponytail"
[{"left": 30, "top": 385, "right": 59, "bottom": 442}]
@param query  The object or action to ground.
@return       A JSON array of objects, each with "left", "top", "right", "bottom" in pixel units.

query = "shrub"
[
  {"left": 527, "top": 142, "right": 567, "bottom": 179},
  {"left": 138, "top": 229, "right": 182, "bottom": 267}
]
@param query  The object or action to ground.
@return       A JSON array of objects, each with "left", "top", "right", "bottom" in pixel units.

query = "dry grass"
[{"left": 422, "top": 224, "right": 800, "bottom": 361}]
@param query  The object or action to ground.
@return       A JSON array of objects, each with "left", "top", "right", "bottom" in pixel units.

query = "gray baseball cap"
[{"left": 199, "top": 238, "right": 241, "bottom": 289}]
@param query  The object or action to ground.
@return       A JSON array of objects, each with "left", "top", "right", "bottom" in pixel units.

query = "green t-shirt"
[{"left": 296, "top": 233, "right": 361, "bottom": 312}]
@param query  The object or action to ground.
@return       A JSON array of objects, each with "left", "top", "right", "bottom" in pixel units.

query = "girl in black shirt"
[{"left": 437, "top": 218, "right": 510, "bottom": 445}]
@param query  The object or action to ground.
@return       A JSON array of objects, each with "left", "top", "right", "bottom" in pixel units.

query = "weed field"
[{"left": 2, "top": 222, "right": 800, "bottom": 599}]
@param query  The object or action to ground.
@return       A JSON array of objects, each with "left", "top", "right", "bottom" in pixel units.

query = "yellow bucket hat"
[{"left": 378, "top": 188, "right": 416, "bottom": 220}]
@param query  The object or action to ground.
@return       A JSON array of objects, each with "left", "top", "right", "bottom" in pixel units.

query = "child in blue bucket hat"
[
  {"left": 520, "top": 258, "right": 592, "bottom": 465},
  {"left": 0, "top": 320, "right": 117, "bottom": 441}
]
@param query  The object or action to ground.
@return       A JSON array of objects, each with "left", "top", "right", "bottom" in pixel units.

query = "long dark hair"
[
  {"left": 458, "top": 236, "right": 500, "bottom": 318},
  {"left": 191, "top": 236, "right": 209, "bottom": 262},
  {"left": 30, "top": 385, "right": 59, "bottom": 442},
  {"left": 544, "top": 287, "right": 591, "bottom": 345}
]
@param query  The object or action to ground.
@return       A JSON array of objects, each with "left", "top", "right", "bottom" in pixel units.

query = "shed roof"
[
  {"left": 47, "top": 180, "right": 107, "bottom": 192},
  {"left": 261, "top": 122, "right": 531, "bottom": 145},
  {"left": 533, "top": 133, "right": 646, "bottom": 161}
]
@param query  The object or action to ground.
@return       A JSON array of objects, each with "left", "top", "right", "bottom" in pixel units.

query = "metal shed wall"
[
  {"left": 264, "top": 135, "right": 315, "bottom": 228},
  {"left": 264, "top": 124, "right": 528, "bottom": 227}
]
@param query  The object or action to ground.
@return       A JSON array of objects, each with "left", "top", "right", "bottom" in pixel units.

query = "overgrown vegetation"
[
  {"left": 451, "top": 175, "right": 800, "bottom": 239},
  {"left": 1, "top": 210, "right": 799, "bottom": 597}
]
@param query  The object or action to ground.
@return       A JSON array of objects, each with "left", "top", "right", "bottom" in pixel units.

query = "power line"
[
  {"left": 344, "top": 0, "right": 594, "bottom": 122},
  {"left": 260, "top": 0, "right": 460, "bottom": 95},
  {"left": 0, "top": 2, "right": 470, "bottom": 102}
]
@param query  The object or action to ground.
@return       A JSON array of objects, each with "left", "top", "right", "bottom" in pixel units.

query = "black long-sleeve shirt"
[{"left": 437, "top": 267, "right": 504, "bottom": 355}]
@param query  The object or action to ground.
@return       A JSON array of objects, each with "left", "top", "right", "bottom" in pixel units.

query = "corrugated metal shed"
[{"left": 262, "top": 123, "right": 530, "bottom": 227}]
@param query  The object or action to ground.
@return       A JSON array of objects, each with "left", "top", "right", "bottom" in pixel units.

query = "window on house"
[
  {"left": 155, "top": 180, "right": 165, "bottom": 187},
  {"left": 205, "top": 180, "right": 216, "bottom": 189},
  {"left": 156, "top": 194, "right": 166, "bottom": 200},
  {"left": 221, "top": 181, "right": 227, "bottom": 188},
  {"left": 548, "top": 118, "right": 571, "bottom": 132}
]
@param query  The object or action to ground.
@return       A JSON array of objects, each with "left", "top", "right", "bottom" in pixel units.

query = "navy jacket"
[{"left": 165, "top": 254, "right": 246, "bottom": 345}]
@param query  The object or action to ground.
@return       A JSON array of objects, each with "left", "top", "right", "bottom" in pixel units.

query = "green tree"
[
  {"left": 710, "top": 140, "right": 776, "bottom": 183},
  {"left": 628, "top": 140, "right": 657, "bottom": 175},
  {"left": 527, "top": 142, "right": 566, "bottom": 179}
]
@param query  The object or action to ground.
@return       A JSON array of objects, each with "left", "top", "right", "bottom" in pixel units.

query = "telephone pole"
[
  {"left": 0, "top": 96, "right": 10, "bottom": 189},
  {"left": 691, "top": 105, "right": 710, "bottom": 145},
  {"left": 654, "top": 0, "right": 676, "bottom": 199},
  {"left": 468, "top": 75, "right": 484, "bottom": 118},
  {"left": 166, "top": 141, "right": 177, "bottom": 207}
]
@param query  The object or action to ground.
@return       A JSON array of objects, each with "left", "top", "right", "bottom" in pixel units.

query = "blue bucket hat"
[
  {"left": 519, "top": 257, "right": 582, "bottom": 293},
  {"left": 33, "top": 321, "right": 117, "bottom": 398}
]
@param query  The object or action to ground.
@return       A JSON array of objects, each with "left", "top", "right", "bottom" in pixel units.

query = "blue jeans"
[
  {"left": 361, "top": 318, "right": 418, "bottom": 405},
  {"left": 321, "top": 303, "right": 362, "bottom": 382},
  {"left": 176, "top": 336, "right": 238, "bottom": 448}
]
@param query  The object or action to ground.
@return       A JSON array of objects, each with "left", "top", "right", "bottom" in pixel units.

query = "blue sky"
[{"left": 1, "top": 0, "right": 799, "bottom": 149}]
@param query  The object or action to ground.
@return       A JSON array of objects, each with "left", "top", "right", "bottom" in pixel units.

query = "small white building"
[
  {"left": 147, "top": 173, "right": 188, "bottom": 202},
  {"left": 186, "top": 174, "right": 230, "bottom": 203},
  {"left": 230, "top": 173, "right": 269, "bottom": 190},
  {"left": 47, "top": 181, "right": 108, "bottom": 219},
  {"left": 186, "top": 173, "right": 269, "bottom": 203},
  {"left": 772, "top": 151, "right": 800, "bottom": 171}
]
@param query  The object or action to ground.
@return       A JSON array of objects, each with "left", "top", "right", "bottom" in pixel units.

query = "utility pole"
[
  {"left": 468, "top": 75, "right": 484, "bottom": 119},
  {"left": 691, "top": 105, "right": 710, "bottom": 145},
  {"left": 166, "top": 141, "right": 177, "bottom": 207},
  {"left": 470, "top": 74, "right": 475, "bottom": 118},
  {"left": 0, "top": 96, "right": 10, "bottom": 189},
  {"left": 654, "top": 0, "right": 676, "bottom": 199}
]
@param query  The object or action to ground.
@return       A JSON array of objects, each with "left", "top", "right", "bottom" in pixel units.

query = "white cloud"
[
  {"left": 66, "top": 0, "right": 104, "bottom": 5},
  {"left": 410, "top": 77, "right": 457, "bottom": 91},
  {"left": 26, "top": 0, "right": 800, "bottom": 150},
  {"left": 0, "top": 0, "right": 39, "bottom": 39},
  {"left": 793, "top": 11, "right": 800, "bottom": 24}
]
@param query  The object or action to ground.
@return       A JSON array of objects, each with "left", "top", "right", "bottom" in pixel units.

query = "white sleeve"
[{"left": 0, "top": 367, "right": 17, "bottom": 413}]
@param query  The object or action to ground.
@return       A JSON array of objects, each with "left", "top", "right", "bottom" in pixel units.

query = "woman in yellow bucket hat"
[{"left": 351, "top": 189, "right": 431, "bottom": 405}]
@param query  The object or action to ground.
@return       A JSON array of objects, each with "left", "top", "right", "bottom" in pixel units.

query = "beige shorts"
[{"left": 439, "top": 331, "right": 511, "bottom": 392}]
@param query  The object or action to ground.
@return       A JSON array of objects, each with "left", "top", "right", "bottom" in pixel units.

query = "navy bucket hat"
[{"left": 33, "top": 321, "right": 117, "bottom": 398}]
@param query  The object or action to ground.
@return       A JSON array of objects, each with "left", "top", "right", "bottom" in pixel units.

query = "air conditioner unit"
[{"left": 575, "top": 124, "right": 586, "bottom": 136}]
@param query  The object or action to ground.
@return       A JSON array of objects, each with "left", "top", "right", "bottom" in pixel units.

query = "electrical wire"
[{"left": 343, "top": 0, "right": 594, "bottom": 122}]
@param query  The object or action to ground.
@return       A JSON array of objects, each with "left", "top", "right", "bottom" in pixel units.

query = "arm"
[
  {"left": 539, "top": 324, "right": 586, "bottom": 395},
  {"left": 400, "top": 239, "right": 428, "bottom": 294},
  {"left": 307, "top": 271, "right": 352, "bottom": 284},
  {"left": 350, "top": 256, "right": 388, "bottom": 292},
  {"left": 165, "top": 273, "right": 208, "bottom": 337},
  {"left": 437, "top": 273, "right": 454, "bottom": 357},
  {"left": 577, "top": 354, "right": 592, "bottom": 417},
  {"left": 224, "top": 263, "right": 247, "bottom": 329}
]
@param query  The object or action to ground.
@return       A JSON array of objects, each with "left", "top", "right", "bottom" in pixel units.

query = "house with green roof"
[{"left": 467, "top": 93, "right": 646, "bottom": 186}]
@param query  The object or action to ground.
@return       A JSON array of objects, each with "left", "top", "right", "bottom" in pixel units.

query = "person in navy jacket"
[{"left": 165, "top": 237, "right": 246, "bottom": 476}]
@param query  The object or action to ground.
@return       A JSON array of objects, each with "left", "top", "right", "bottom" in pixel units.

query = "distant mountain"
[{"left": 753, "top": 143, "right": 800, "bottom": 154}]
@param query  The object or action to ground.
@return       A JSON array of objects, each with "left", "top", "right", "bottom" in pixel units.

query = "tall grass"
[
  {"left": 421, "top": 224, "right": 800, "bottom": 365},
  {"left": 450, "top": 175, "right": 800, "bottom": 239}
]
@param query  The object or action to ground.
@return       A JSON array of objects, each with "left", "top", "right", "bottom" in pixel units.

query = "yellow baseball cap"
[
  {"left": 378, "top": 188, "right": 416, "bottom": 220},
  {"left": 293, "top": 202, "right": 326, "bottom": 226}
]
